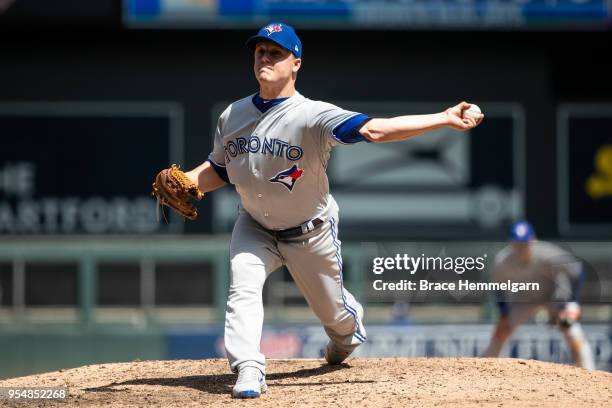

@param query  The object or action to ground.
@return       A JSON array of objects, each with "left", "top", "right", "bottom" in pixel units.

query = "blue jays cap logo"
[
  {"left": 264, "top": 24, "right": 283, "bottom": 36},
  {"left": 269, "top": 164, "right": 304, "bottom": 191},
  {"left": 509, "top": 220, "right": 535, "bottom": 242},
  {"left": 246, "top": 22, "right": 302, "bottom": 58}
]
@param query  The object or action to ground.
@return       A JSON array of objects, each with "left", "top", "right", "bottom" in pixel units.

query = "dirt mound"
[{"left": 1, "top": 358, "right": 610, "bottom": 407}]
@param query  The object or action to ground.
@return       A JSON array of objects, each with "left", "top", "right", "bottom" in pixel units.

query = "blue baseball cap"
[
  {"left": 246, "top": 22, "right": 302, "bottom": 58},
  {"left": 509, "top": 221, "right": 535, "bottom": 242}
]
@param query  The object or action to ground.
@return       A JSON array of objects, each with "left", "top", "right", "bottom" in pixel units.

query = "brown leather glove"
[{"left": 151, "top": 164, "right": 203, "bottom": 221}]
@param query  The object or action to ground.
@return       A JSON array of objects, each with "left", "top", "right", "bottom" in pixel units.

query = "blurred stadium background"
[{"left": 0, "top": 0, "right": 611, "bottom": 378}]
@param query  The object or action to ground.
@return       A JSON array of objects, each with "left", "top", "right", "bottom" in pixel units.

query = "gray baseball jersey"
[
  {"left": 493, "top": 241, "right": 583, "bottom": 306},
  {"left": 208, "top": 92, "right": 369, "bottom": 374},
  {"left": 207, "top": 91, "right": 369, "bottom": 230}
]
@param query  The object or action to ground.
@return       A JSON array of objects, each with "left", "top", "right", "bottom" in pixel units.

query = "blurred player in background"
[{"left": 482, "top": 221, "right": 595, "bottom": 369}]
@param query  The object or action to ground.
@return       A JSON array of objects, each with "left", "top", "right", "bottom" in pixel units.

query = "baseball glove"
[{"left": 151, "top": 164, "right": 204, "bottom": 221}]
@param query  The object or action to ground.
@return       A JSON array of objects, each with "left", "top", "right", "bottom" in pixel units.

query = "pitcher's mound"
[{"left": 1, "top": 358, "right": 611, "bottom": 407}]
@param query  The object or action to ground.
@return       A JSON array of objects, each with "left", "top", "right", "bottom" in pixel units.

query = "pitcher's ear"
[{"left": 293, "top": 58, "right": 302, "bottom": 72}]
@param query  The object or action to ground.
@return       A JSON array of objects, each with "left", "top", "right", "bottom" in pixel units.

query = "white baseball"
[{"left": 463, "top": 104, "right": 482, "bottom": 120}]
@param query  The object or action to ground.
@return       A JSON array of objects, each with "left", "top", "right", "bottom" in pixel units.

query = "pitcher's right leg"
[{"left": 224, "top": 213, "right": 282, "bottom": 377}]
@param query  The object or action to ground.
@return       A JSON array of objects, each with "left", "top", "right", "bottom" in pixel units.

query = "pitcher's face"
[{"left": 254, "top": 41, "right": 300, "bottom": 84}]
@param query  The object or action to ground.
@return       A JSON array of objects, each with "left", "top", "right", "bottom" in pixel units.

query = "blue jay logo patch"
[
  {"left": 269, "top": 164, "right": 304, "bottom": 192},
  {"left": 264, "top": 24, "right": 283, "bottom": 36}
]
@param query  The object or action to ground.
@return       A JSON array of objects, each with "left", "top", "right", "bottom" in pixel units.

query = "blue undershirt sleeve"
[
  {"left": 331, "top": 113, "right": 372, "bottom": 144},
  {"left": 570, "top": 262, "right": 585, "bottom": 303},
  {"left": 207, "top": 159, "right": 230, "bottom": 184}
]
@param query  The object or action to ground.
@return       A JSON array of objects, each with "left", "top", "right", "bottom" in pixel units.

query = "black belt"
[{"left": 274, "top": 218, "right": 325, "bottom": 240}]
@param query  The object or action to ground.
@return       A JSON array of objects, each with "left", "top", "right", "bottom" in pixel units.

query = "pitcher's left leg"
[{"left": 278, "top": 217, "right": 366, "bottom": 362}]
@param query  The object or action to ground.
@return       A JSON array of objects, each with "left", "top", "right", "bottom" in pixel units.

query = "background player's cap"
[
  {"left": 246, "top": 22, "right": 302, "bottom": 58},
  {"left": 509, "top": 220, "right": 535, "bottom": 242}
]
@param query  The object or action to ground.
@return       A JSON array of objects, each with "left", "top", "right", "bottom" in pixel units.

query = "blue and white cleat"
[{"left": 232, "top": 366, "right": 267, "bottom": 398}]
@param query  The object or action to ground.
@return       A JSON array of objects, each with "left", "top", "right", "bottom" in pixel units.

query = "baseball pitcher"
[{"left": 153, "top": 22, "right": 484, "bottom": 398}]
